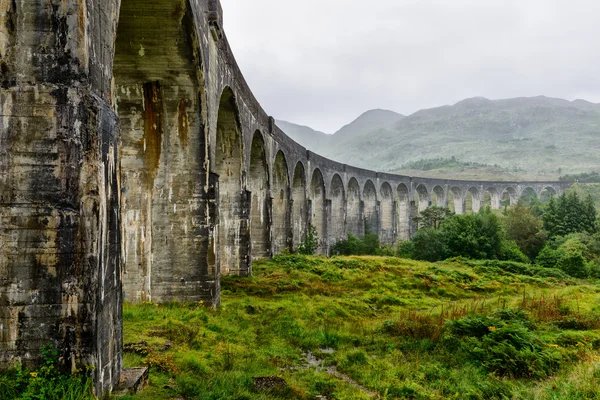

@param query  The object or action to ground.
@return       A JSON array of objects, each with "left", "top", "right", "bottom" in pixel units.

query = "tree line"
[{"left": 332, "top": 190, "right": 600, "bottom": 279}]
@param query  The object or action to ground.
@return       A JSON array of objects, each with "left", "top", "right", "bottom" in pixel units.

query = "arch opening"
[
  {"left": 248, "top": 131, "right": 270, "bottom": 260},
  {"left": 540, "top": 187, "right": 558, "bottom": 202},
  {"left": 484, "top": 187, "right": 501, "bottom": 210},
  {"left": 363, "top": 180, "right": 378, "bottom": 235},
  {"left": 502, "top": 187, "right": 518, "bottom": 207},
  {"left": 347, "top": 178, "right": 363, "bottom": 237},
  {"left": 466, "top": 187, "right": 481, "bottom": 213},
  {"left": 214, "top": 88, "right": 247, "bottom": 275},
  {"left": 291, "top": 163, "right": 307, "bottom": 249},
  {"left": 449, "top": 187, "right": 463, "bottom": 214},
  {"left": 272, "top": 152, "right": 290, "bottom": 254},
  {"left": 310, "top": 169, "right": 327, "bottom": 254},
  {"left": 330, "top": 175, "right": 346, "bottom": 245},
  {"left": 415, "top": 184, "right": 430, "bottom": 214},
  {"left": 432, "top": 186, "right": 446, "bottom": 207},
  {"left": 114, "top": 0, "right": 210, "bottom": 301},
  {"left": 397, "top": 184, "right": 410, "bottom": 240},
  {"left": 520, "top": 187, "right": 538, "bottom": 206},
  {"left": 380, "top": 182, "right": 395, "bottom": 245}
]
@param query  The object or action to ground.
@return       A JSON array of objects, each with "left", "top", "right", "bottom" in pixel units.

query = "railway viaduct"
[{"left": 0, "top": 0, "right": 568, "bottom": 395}]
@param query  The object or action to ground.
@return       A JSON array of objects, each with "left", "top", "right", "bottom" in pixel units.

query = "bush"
[
  {"left": 297, "top": 224, "right": 318, "bottom": 255},
  {"left": 331, "top": 233, "right": 380, "bottom": 256},
  {"left": 409, "top": 228, "right": 449, "bottom": 262},
  {"left": 0, "top": 345, "right": 94, "bottom": 400},
  {"left": 498, "top": 240, "right": 530, "bottom": 263}
]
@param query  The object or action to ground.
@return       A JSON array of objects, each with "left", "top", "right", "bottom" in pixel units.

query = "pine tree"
[
  {"left": 584, "top": 194, "right": 598, "bottom": 234},
  {"left": 543, "top": 195, "right": 559, "bottom": 237}
]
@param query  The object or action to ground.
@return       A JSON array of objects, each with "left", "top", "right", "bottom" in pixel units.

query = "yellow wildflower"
[
  {"left": 30, "top": 372, "right": 37, "bottom": 378},
  {"left": 488, "top": 326, "right": 497, "bottom": 332}
]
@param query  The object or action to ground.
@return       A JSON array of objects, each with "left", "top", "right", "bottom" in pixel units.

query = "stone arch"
[
  {"left": 484, "top": 187, "right": 502, "bottom": 209},
  {"left": 540, "top": 186, "right": 558, "bottom": 202},
  {"left": 292, "top": 162, "right": 307, "bottom": 249},
  {"left": 114, "top": 0, "right": 210, "bottom": 301},
  {"left": 501, "top": 187, "right": 518, "bottom": 207},
  {"left": 214, "top": 87, "right": 247, "bottom": 275},
  {"left": 347, "top": 178, "right": 363, "bottom": 237},
  {"left": 330, "top": 174, "right": 346, "bottom": 245},
  {"left": 432, "top": 186, "right": 446, "bottom": 207},
  {"left": 363, "top": 180, "right": 379, "bottom": 234},
  {"left": 415, "top": 184, "right": 430, "bottom": 213},
  {"left": 272, "top": 151, "right": 290, "bottom": 254},
  {"left": 397, "top": 184, "right": 410, "bottom": 240},
  {"left": 520, "top": 187, "right": 538, "bottom": 206},
  {"left": 311, "top": 169, "right": 327, "bottom": 254},
  {"left": 448, "top": 187, "right": 464, "bottom": 214},
  {"left": 380, "top": 182, "right": 395, "bottom": 245},
  {"left": 248, "top": 131, "right": 270, "bottom": 260},
  {"left": 466, "top": 187, "right": 481, "bottom": 213}
]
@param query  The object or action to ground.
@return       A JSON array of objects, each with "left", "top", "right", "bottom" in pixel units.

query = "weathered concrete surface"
[{"left": 0, "top": 0, "right": 570, "bottom": 395}]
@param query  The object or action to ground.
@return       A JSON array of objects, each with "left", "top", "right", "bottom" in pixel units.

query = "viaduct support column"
[{"left": 0, "top": 2, "right": 122, "bottom": 396}]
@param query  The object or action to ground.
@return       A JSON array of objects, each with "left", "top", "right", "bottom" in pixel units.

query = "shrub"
[
  {"left": 297, "top": 224, "right": 318, "bottom": 255},
  {"left": 409, "top": 228, "right": 449, "bottom": 261},
  {"left": 331, "top": 233, "right": 380, "bottom": 256},
  {"left": 0, "top": 345, "right": 94, "bottom": 400},
  {"left": 498, "top": 240, "right": 530, "bottom": 263}
]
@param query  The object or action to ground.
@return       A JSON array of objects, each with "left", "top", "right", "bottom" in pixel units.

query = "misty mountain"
[{"left": 277, "top": 96, "right": 600, "bottom": 179}]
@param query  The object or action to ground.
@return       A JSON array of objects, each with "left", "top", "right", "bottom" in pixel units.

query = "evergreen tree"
[
  {"left": 583, "top": 194, "right": 598, "bottom": 234},
  {"left": 543, "top": 196, "right": 559, "bottom": 237}
]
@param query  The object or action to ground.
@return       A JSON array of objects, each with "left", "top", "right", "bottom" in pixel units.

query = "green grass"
[{"left": 121, "top": 255, "right": 600, "bottom": 399}]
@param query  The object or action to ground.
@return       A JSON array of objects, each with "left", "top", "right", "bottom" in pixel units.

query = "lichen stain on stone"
[
  {"left": 178, "top": 99, "right": 189, "bottom": 150},
  {"left": 141, "top": 81, "right": 163, "bottom": 186}
]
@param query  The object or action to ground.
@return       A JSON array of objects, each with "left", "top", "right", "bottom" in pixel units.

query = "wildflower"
[
  {"left": 488, "top": 326, "right": 497, "bottom": 332},
  {"left": 577, "top": 342, "right": 585, "bottom": 347},
  {"left": 30, "top": 372, "right": 38, "bottom": 377}
]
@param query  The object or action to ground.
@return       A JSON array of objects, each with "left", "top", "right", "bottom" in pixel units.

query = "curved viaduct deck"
[{"left": 0, "top": 0, "right": 568, "bottom": 394}]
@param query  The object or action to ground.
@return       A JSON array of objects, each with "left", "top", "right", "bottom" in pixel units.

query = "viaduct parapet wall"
[{"left": 0, "top": 0, "right": 569, "bottom": 395}]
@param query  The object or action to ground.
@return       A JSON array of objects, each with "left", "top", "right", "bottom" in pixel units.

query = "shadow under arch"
[
  {"left": 330, "top": 174, "right": 346, "bottom": 244},
  {"left": 272, "top": 151, "right": 291, "bottom": 254},
  {"left": 380, "top": 182, "right": 395, "bottom": 245},
  {"left": 292, "top": 162, "right": 307, "bottom": 249},
  {"left": 214, "top": 87, "right": 248, "bottom": 275},
  {"left": 363, "top": 180, "right": 378, "bottom": 235},
  {"left": 114, "top": 0, "right": 214, "bottom": 302},
  {"left": 248, "top": 130, "right": 270, "bottom": 260},
  {"left": 466, "top": 187, "right": 481, "bottom": 213},
  {"left": 415, "top": 184, "right": 430, "bottom": 213},
  {"left": 397, "top": 183, "right": 410, "bottom": 240},
  {"left": 310, "top": 169, "right": 327, "bottom": 254},
  {"left": 347, "top": 178, "right": 363, "bottom": 237}
]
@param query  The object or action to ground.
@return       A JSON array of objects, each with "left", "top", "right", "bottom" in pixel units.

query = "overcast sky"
[{"left": 220, "top": 0, "right": 600, "bottom": 133}]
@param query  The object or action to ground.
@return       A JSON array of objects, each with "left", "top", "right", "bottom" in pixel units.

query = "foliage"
[
  {"left": 403, "top": 228, "right": 449, "bottom": 261},
  {"left": 0, "top": 345, "right": 93, "bottom": 400},
  {"left": 543, "top": 192, "right": 597, "bottom": 238},
  {"left": 400, "top": 157, "right": 504, "bottom": 172},
  {"left": 504, "top": 203, "right": 547, "bottom": 260},
  {"left": 332, "top": 233, "right": 380, "bottom": 256},
  {"left": 413, "top": 206, "right": 454, "bottom": 229},
  {"left": 535, "top": 235, "right": 600, "bottom": 278},
  {"left": 560, "top": 172, "right": 600, "bottom": 183},
  {"left": 297, "top": 224, "right": 318, "bottom": 255}
]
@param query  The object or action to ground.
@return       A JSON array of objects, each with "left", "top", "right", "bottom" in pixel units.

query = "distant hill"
[
  {"left": 333, "top": 109, "right": 405, "bottom": 138},
  {"left": 276, "top": 96, "right": 600, "bottom": 179},
  {"left": 275, "top": 120, "right": 330, "bottom": 151}
]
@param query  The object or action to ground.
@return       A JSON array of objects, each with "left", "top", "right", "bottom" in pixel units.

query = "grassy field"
[{"left": 120, "top": 255, "right": 600, "bottom": 399}]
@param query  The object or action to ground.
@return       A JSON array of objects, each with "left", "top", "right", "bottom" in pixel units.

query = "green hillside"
[{"left": 278, "top": 96, "right": 600, "bottom": 179}]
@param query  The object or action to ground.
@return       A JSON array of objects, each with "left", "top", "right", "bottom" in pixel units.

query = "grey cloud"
[{"left": 221, "top": 0, "right": 600, "bottom": 133}]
